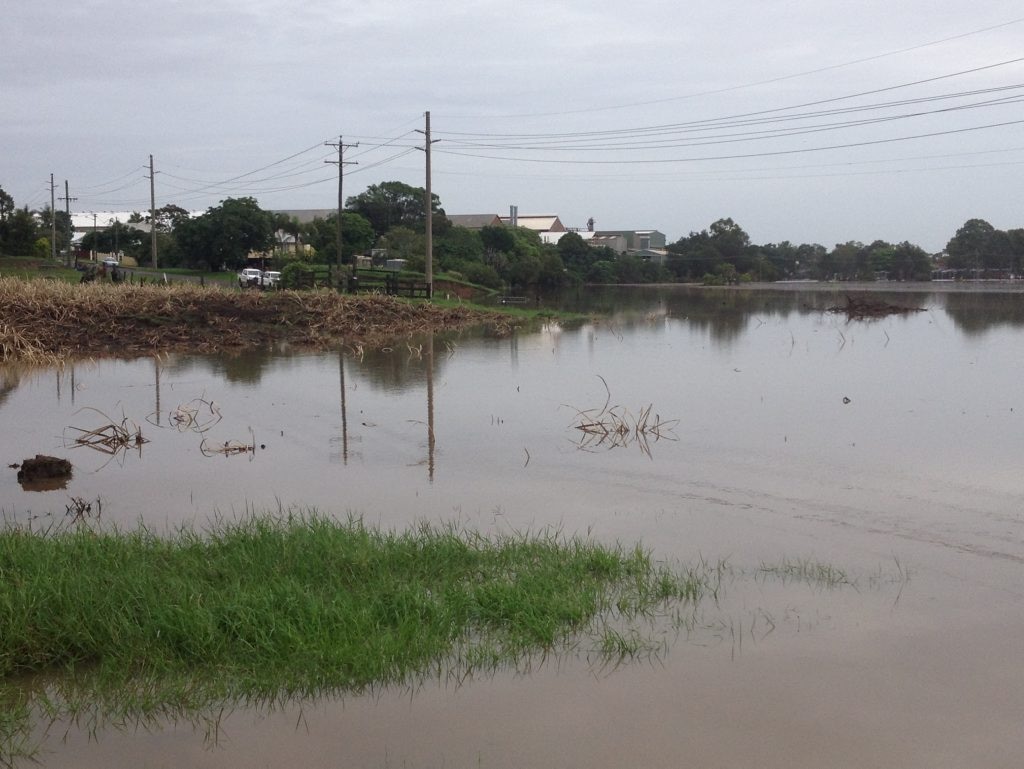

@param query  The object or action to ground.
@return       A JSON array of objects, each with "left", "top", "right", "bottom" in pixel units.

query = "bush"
[
  {"left": 280, "top": 262, "right": 316, "bottom": 289},
  {"left": 449, "top": 260, "right": 502, "bottom": 289}
]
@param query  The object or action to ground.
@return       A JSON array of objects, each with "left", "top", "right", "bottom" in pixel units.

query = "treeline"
[{"left": 4, "top": 180, "right": 1023, "bottom": 287}]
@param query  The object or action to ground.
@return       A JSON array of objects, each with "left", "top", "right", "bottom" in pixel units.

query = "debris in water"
[{"left": 826, "top": 295, "right": 925, "bottom": 320}]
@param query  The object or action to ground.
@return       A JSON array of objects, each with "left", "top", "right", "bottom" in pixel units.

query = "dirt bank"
[{"left": 0, "top": 278, "right": 516, "bottom": 363}]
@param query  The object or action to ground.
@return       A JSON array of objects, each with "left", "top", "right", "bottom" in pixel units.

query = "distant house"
[
  {"left": 499, "top": 214, "right": 566, "bottom": 233},
  {"left": 447, "top": 213, "right": 502, "bottom": 230},
  {"left": 593, "top": 229, "right": 666, "bottom": 254}
]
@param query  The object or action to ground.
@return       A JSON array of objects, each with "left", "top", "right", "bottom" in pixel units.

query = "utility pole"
[
  {"left": 49, "top": 174, "right": 57, "bottom": 262},
  {"left": 58, "top": 180, "right": 77, "bottom": 266},
  {"left": 325, "top": 136, "right": 358, "bottom": 276},
  {"left": 148, "top": 155, "right": 158, "bottom": 269},
  {"left": 416, "top": 111, "right": 439, "bottom": 298}
]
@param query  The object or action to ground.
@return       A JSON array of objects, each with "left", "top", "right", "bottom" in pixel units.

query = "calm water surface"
[{"left": 3, "top": 285, "right": 1023, "bottom": 768}]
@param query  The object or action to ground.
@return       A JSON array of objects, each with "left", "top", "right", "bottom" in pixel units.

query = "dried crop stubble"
[{"left": 0, "top": 279, "right": 515, "bottom": 362}]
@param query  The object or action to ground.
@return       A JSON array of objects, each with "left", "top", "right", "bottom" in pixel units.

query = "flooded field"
[{"left": 3, "top": 284, "right": 1024, "bottom": 768}]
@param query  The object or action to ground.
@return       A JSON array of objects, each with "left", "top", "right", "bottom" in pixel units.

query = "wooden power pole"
[
  {"left": 58, "top": 180, "right": 77, "bottom": 266},
  {"left": 416, "top": 111, "right": 439, "bottom": 298},
  {"left": 325, "top": 136, "right": 358, "bottom": 275},
  {"left": 149, "top": 155, "right": 158, "bottom": 268},
  {"left": 49, "top": 174, "right": 57, "bottom": 262}
]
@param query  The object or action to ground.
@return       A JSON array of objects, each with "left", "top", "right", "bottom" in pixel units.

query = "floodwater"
[{"left": 3, "top": 284, "right": 1024, "bottom": 768}]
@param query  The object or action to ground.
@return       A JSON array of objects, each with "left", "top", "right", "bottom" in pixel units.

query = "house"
[
  {"left": 499, "top": 214, "right": 566, "bottom": 233},
  {"left": 593, "top": 229, "right": 667, "bottom": 253}
]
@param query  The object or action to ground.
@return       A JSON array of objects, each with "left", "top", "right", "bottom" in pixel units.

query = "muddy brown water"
[{"left": 3, "top": 285, "right": 1024, "bottom": 768}]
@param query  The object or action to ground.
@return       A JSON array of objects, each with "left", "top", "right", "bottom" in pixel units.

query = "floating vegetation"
[
  {"left": 825, "top": 295, "right": 926, "bottom": 320},
  {"left": 200, "top": 427, "right": 256, "bottom": 457},
  {"left": 64, "top": 496, "right": 101, "bottom": 524},
  {"left": 148, "top": 397, "right": 222, "bottom": 434},
  {"left": 566, "top": 376, "right": 678, "bottom": 457},
  {"left": 63, "top": 407, "right": 148, "bottom": 457}
]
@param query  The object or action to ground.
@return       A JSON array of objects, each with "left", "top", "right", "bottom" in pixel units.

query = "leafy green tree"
[
  {"left": 0, "top": 189, "right": 38, "bottom": 256},
  {"left": 557, "top": 231, "right": 597, "bottom": 276},
  {"left": 1006, "top": 229, "right": 1024, "bottom": 276},
  {"left": 378, "top": 226, "right": 423, "bottom": 265},
  {"left": 587, "top": 260, "right": 617, "bottom": 283},
  {"left": 708, "top": 218, "right": 750, "bottom": 259},
  {"left": 346, "top": 181, "right": 444, "bottom": 237},
  {"left": 436, "top": 226, "right": 484, "bottom": 271},
  {"left": 891, "top": 241, "right": 932, "bottom": 280},
  {"left": 81, "top": 220, "right": 145, "bottom": 259},
  {"left": 174, "top": 197, "right": 274, "bottom": 271},
  {"left": 945, "top": 219, "right": 996, "bottom": 272},
  {"left": 0, "top": 187, "right": 14, "bottom": 223},
  {"left": 36, "top": 206, "right": 74, "bottom": 257},
  {"left": 153, "top": 204, "right": 191, "bottom": 232},
  {"left": 303, "top": 212, "right": 376, "bottom": 265}
]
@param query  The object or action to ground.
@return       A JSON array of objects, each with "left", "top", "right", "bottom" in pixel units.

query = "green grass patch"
[
  {"left": 0, "top": 513, "right": 710, "bottom": 757},
  {"left": 426, "top": 294, "right": 591, "bottom": 323},
  {"left": 0, "top": 256, "right": 80, "bottom": 284}
]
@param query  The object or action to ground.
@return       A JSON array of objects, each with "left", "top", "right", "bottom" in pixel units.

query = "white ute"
[{"left": 238, "top": 268, "right": 263, "bottom": 287}]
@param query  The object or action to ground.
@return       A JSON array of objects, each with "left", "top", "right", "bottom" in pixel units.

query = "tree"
[
  {"left": 378, "top": 226, "right": 423, "bottom": 266},
  {"left": 435, "top": 226, "right": 484, "bottom": 271},
  {"left": 891, "top": 242, "right": 932, "bottom": 280},
  {"left": 152, "top": 204, "right": 191, "bottom": 232},
  {"left": 557, "top": 231, "right": 598, "bottom": 276},
  {"left": 708, "top": 218, "right": 750, "bottom": 259},
  {"left": 174, "top": 197, "right": 274, "bottom": 271},
  {"left": 945, "top": 219, "right": 996, "bottom": 272},
  {"left": 303, "top": 212, "right": 375, "bottom": 264},
  {"left": 80, "top": 220, "right": 144, "bottom": 258},
  {"left": 0, "top": 187, "right": 14, "bottom": 223},
  {"left": 36, "top": 206, "right": 74, "bottom": 257},
  {"left": 346, "top": 181, "right": 443, "bottom": 237},
  {"left": 0, "top": 206, "right": 38, "bottom": 255}
]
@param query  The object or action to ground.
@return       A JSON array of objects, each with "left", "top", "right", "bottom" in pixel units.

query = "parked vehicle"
[
  {"left": 262, "top": 271, "right": 281, "bottom": 288},
  {"left": 102, "top": 257, "right": 119, "bottom": 268},
  {"left": 238, "top": 268, "right": 263, "bottom": 287}
]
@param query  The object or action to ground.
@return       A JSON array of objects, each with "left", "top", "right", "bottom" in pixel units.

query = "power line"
[
  {"left": 434, "top": 117, "right": 1024, "bottom": 165},
  {"left": 436, "top": 58, "right": 1024, "bottom": 143},
  {"left": 441, "top": 17, "right": 1024, "bottom": 119}
]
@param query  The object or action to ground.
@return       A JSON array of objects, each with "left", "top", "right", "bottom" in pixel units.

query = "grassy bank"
[{"left": 0, "top": 278, "right": 518, "bottom": 363}]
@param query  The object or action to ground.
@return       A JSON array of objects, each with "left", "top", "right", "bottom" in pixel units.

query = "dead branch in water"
[
  {"left": 200, "top": 428, "right": 256, "bottom": 458},
  {"left": 148, "top": 397, "right": 222, "bottom": 433},
  {"left": 826, "top": 295, "right": 925, "bottom": 320},
  {"left": 565, "top": 376, "right": 678, "bottom": 457},
  {"left": 64, "top": 407, "right": 148, "bottom": 456}
]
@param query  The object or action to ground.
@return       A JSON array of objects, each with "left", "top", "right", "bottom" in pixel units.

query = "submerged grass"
[
  {"left": 0, "top": 513, "right": 716, "bottom": 763},
  {"left": 0, "top": 514, "right": 707, "bottom": 701}
]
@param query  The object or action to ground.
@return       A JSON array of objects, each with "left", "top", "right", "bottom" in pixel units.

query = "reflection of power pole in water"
[
  {"left": 70, "top": 364, "right": 75, "bottom": 406},
  {"left": 154, "top": 357, "right": 161, "bottom": 426},
  {"left": 338, "top": 351, "right": 349, "bottom": 464},
  {"left": 509, "top": 329, "right": 518, "bottom": 369},
  {"left": 426, "top": 333, "right": 435, "bottom": 482}
]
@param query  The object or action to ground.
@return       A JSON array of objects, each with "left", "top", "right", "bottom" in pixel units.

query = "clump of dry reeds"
[
  {"left": 200, "top": 427, "right": 256, "bottom": 457},
  {"left": 0, "top": 277, "right": 514, "bottom": 362},
  {"left": 566, "top": 376, "right": 678, "bottom": 457},
  {"left": 148, "top": 397, "right": 222, "bottom": 433},
  {"left": 63, "top": 408, "right": 148, "bottom": 456}
]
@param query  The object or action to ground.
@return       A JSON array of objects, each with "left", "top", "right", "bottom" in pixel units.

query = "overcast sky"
[{"left": 3, "top": 1, "right": 1022, "bottom": 251}]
